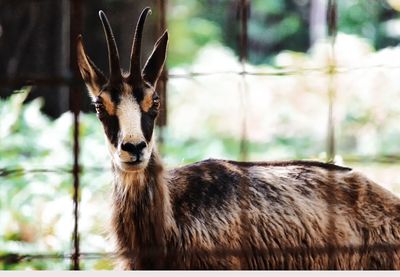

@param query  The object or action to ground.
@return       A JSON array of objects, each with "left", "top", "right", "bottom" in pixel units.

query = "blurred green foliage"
[
  {"left": 0, "top": 89, "right": 114, "bottom": 269},
  {"left": 168, "top": 0, "right": 399, "bottom": 67},
  {"left": 2, "top": 0, "right": 400, "bottom": 270},
  {"left": 337, "top": 0, "right": 398, "bottom": 49},
  {"left": 167, "top": 0, "right": 223, "bottom": 66}
]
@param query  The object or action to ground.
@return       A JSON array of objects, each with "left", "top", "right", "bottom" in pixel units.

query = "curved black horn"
[
  {"left": 128, "top": 7, "right": 151, "bottom": 85},
  {"left": 99, "top": 10, "right": 121, "bottom": 83}
]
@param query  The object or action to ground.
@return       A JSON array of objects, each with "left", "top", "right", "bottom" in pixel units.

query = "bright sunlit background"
[{"left": 2, "top": 0, "right": 400, "bottom": 269}]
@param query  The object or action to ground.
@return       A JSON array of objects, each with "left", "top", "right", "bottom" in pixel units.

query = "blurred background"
[{"left": 2, "top": 0, "right": 400, "bottom": 270}]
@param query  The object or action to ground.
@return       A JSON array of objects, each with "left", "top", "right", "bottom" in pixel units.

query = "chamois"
[{"left": 77, "top": 7, "right": 400, "bottom": 269}]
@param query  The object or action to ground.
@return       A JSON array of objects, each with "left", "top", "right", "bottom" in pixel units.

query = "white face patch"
[
  {"left": 107, "top": 91, "right": 153, "bottom": 172},
  {"left": 117, "top": 93, "right": 143, "bottom": 145}
]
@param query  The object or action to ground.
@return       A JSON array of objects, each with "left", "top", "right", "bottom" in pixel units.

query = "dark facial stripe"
[
  {"left": 102, "top": 114, "right": 120, "bottom": 147},
  {"left": 140, "top": 86, "right": 158, "bottom": 142},
  {"left": 96, "top": 92, "right": 120, "bottom": 147},
  {"left": 141, "top": 112, "right": 156, "bottom": 142}
]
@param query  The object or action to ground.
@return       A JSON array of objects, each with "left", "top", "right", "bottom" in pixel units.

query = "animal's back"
[{"left": 166, "top": 159, "right": 400, "bottom": 269}]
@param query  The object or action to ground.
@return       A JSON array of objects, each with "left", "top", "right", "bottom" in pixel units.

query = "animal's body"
[
  {"left": 112, "top": 156, "right": 400, "bottom": 269},
  {"left": 77, "top": 7, "right": 400, "bottom": 269}
]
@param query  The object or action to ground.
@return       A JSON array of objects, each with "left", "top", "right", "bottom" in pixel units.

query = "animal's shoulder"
[
  {"left": 168, "top": 158, "right": 352, "bottom": 178},
  {"left": 166, "top": 158, "right": 355, "bottom": 200},
  {"left": 167, "top": 159, "right": 244, "bottom": 195},
  {"left": 224, "top": 159, "right": 352, "bottom": 172}
]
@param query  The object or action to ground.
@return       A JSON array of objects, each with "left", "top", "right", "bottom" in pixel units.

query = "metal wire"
[
  {"left": 3, "top": 152, "right": 400, "bottom": 181},
  {"left": 238, "top": 0, "right": 250, "bottom": 161},
  {"left": 3, "top": 63, "right": 400, "bottom": 88},
  {"left": 0, "top": 167, "right": 109, "bottom": 178},
  {"left": 326, "top": 0, "right": 337, "bottom": 163},
  {"left": 68, "top": 0, "right": 83, "bottom": 270},
  {"left": 156, "top": 0, "right": 167, "bottom": 128},
  {"left": 1, "top": 241, "right": 400, "bottom": 267},
  {"left": 1, "top": 0, "right": 400, "bottom": 270}
]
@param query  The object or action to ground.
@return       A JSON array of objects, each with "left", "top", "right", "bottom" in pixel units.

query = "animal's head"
[{"left": 77, "top": 7, "right": 168, "bottom": 172}]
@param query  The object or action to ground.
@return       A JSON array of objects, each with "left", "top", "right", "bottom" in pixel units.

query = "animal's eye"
[
  {"left": 153, "top": 95, "right": 160, "bottom": 107},
  {"left": 94, "top": 103, "right": 103, "bottom": 113},
  {"left": 93, "top": 102, "right": 106, "bottom": 118}
]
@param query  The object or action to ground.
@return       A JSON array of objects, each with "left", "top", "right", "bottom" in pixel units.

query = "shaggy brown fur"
[
  {"left": 77, "top": 8, "right": 400, "bottom": 270},
  {"left": 111, "top": 152, "right": 400, "bottom": 269}
]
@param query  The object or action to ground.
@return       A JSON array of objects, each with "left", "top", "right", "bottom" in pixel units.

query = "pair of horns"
[{"left": 99, "top": 7, "right": 151, "bottom": 85}]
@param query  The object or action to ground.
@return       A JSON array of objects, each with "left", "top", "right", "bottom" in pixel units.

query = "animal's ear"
[
  {"left": 77, "top": 35, "right": 107, "bottom": 98},
  {"left": 142, "top": 31, "right": 168, "bottom": 87}
]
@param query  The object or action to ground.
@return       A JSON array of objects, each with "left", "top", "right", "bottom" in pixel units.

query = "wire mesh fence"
[{"left": 1, "top": 0, "right": 400, "bottom": 270}]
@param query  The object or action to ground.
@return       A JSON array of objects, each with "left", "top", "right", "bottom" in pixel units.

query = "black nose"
[{"left": 121, "top": 141, "right": 147, "bottom": 158}]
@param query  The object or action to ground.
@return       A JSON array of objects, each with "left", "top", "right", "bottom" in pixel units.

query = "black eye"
[
  {"left": 94, "top": 103, "right": 103, "bottom": 112},
  {"left": 153, "top": 95, "right": 160, "bottom": 107},
  {"left": 93, "top": 101, "right": 106, "bottom": 118}
]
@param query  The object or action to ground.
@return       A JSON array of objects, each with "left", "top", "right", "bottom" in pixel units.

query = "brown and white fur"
[{"left": 77, "top": 8, "right": 400, "bottom": 269}]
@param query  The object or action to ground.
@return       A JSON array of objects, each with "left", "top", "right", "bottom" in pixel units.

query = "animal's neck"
[{"left": 111, "top": 147, "right": 175, "bottom": 268}]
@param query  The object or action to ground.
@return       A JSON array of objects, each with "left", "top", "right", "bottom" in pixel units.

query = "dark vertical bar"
[
  {"left": 326, "top": 0, "right": 337, "bottom": 163},
  {"left": 327, "top": 0, "right": 337, "bottom": 38},
  {"left": 237, "top": 0, "right": 252, "bottom": 265},
  {"left": 69, "top": 0, "right": 83, "bottom": 270},
  {"left": 238, "top": 0, "right": 249, "bottom": 64},
  {"left": 238, "top": 0, "right": 250, "bottom": 161},
  {"left": 156, "top": 0, "right": 168, "bottom": 129},
  {"left": 326, "top": 0, "right": 338, "bottom": 269},
  {"left": 60, "top": 0, "right": 70, "bottom": 115}
]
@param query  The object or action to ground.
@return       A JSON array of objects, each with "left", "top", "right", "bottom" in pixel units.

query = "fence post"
[
  {"left": 69, "top": 0, "right": 83, "bottom": 270},
  {"left": 156, "top": 0, "right": 168, "bottom": 130},
  {"left": 326, "top": 0, "right": 337, "bottom": 163},
  {"left": 326, "top": 0, "right": 338, "bottom": 269},
  {"left": 238, "top": 0, "right": 250, "bottom": 161}
]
